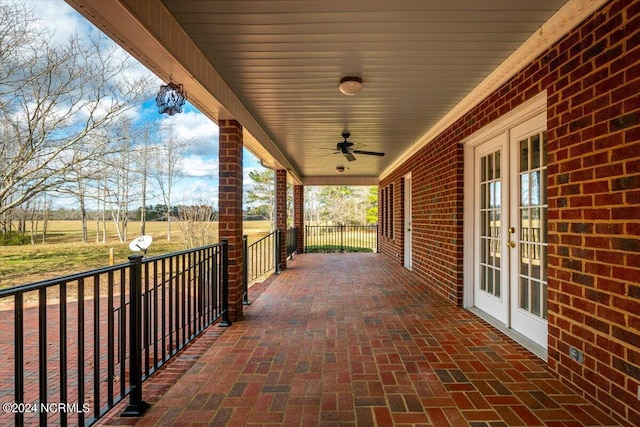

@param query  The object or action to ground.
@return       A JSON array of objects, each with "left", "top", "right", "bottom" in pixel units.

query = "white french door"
[
  {"left": 404, "top": 173, "right": 412, "bottom": 270},
  {"left": 473, "top": 133, "right": 509, "bottom": 324},
  {"left": 471, "top": 112, "right": 548, "bottom": 349},
  {"left": 509, "top": 115, "right": 548, "bottom": 347}
]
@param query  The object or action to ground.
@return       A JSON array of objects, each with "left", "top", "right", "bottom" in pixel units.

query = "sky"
[{"left": 15, "top": 0, "right": 267, "bottom": 210}]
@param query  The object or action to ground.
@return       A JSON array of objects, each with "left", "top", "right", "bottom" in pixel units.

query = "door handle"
[{"left": 507, "top": 240, "right": 516, "bottom": 248}]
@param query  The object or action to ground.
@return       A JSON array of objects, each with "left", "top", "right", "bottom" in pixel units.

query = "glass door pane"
[
  {"left": 518, "top": 131, "right": 548, "bottom": 320},
  {"left": 479, "top": 149, "right": 502, "bottom": 299}
]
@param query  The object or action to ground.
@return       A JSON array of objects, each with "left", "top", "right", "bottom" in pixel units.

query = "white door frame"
[
  {"left": 462, "top": 93, "right": 549, "bottom": 358},
  {"left": 463, "top": 91, "right": 547, "bottom": 309},
  {"left": 403, "top": 172, "right": 412, "bottom": 270}
]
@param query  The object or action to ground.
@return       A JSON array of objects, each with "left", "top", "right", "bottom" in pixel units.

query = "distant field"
[{"left": 0, "top": 220, "right": 271, "bottom": 289}]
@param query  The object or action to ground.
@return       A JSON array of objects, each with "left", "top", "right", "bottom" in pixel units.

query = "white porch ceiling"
[{"left": 69, "top": 0, "right": 583, "bottom": 185}]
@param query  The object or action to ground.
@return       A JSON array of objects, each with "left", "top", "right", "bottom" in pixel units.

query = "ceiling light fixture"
[
  {"left": 336, "top": 166, "right": 346, "bottom": 173},
  {"left": 339, "top": 76, "right": 363, "bottom": 96}
]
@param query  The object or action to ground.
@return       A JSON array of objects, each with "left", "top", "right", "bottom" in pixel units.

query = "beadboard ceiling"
[{"left": 70, "top": 0, "right": 572, "bottom": 184}]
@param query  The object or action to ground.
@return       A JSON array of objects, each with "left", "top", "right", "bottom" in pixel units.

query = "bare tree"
[
  {"left": 27, "top": 194, "right": 51, "bottom": 245},
  {"left": 102, "top": 120, "right": 137, "bottom": 243},
  {"left": 41, "top": 193, "right": 51, "bottom": 243},
  {"left": 133, "top": 124, "right": 158, "bottom": 236},
  {"left": 95, "top": 171, "right": 109, "bottom": 243},
  {"left": 153, "top": 127, "right": 187, "bottom": 241},
  {"left": 0, "top": 3, "right": 155, "bottom": 231},
  {"left": 178, "top": 203, "right": 217, "bottom": 248},
  {"left": 60, "top": 140, "right": 107, "bottom": 243},
  {"left": 0, "top": 2, "right": 40, "bottom": 102}
]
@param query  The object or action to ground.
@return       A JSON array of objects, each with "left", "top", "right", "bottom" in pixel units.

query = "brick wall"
[
  {"left": 545, "top": 1, "right": 640, "bottom": 423},
  {"left": 379, "top": 0, "right": 639, "bottom": 424},
  {"left": 218, "top": 119, "right": 244, "bottom": 322},
  {"left": 379, "top": 121, "right": 465, "bottom": 306},
  {"left": 294, "top": 185, "right": 304, "bottom": 253},
  {"left": 276, "top": 169, "right": 288, "bottom": 270}
]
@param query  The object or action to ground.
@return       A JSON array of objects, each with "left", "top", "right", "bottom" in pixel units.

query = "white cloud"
[
  {"left": 16, "top": 0, "right": 100, "bottom": 45},
  {"left": 159, "top": 110, "right": 219, "bottom": 155},
  {"left": 174, "top": 179, "right": 218, "bottom": 206},
  {"left": 182, "top": 154, "right": 219, "bottom": 178}
]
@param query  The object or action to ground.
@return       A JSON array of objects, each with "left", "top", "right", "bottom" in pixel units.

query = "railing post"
[
  {"left": 121, "top": 254, "right": 150, "bottom": 417},
  {"left": 376, "top": 224, "right": 380, "bottom": 253},
  {"left": 219, "top": 238, "right": 232, "bottom": 327},
  {"left": 340, "top": 224, "right": 345, "bottom": 253},
  {"left": 275, "top": 229, "right": 282, "bottom": 274},
  {"left": 242, "top": 235, "right": 250, "bottom": 305},
  {"left": 14, "top": 294, "right": 24, "bottom": 427},
  {"left": 290, "top": 227, "right": 297, "bottom": 258}
]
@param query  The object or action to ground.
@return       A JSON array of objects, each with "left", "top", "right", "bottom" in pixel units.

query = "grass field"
[{"left": 0, "top": 220, "right": 271, "bottom": 289}]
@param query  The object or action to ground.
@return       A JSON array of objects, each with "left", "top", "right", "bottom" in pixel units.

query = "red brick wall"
[
  {"left": 294, "top": 185, "right": 304, "bottom": 253},
  {"left": 545, "top": 1, "right": 640, "bottom": 423},
  {"left": 276, "top": 169, "right": 288, "bottom": 270},
  {"left": 379, "top": 1, "right": 639, "bottom": 424},
  {"left": 218, "top": 119, "right": 244, "bottom": 322},
  {"left": 379, "top": 123, "right": 465, "bottom": 306}
]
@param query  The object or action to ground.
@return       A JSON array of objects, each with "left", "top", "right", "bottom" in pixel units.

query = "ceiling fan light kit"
[
  {"left": 333, "top": 132, "right": 385, "bottom": 162},
  {"left": 339, "top": 76, "right": 363, "bottom": 95},
  {"left": 335, "top": 77, "right": 382, "bottom": 168}
]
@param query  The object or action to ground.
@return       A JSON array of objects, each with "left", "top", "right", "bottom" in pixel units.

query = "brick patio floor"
[{"left": 98, "top": 253, "right": 619, "bottom": 427}]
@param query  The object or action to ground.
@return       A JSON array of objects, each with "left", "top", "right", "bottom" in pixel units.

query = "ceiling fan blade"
[
  {"left": 352, "top": 150, "right": 385, "bottom": 156},
  {"left": 343, "top": 152, "right": 357, "bottom": 162},
  {"left": 313, "top": 151, "right": 340, "bottom": 158}
]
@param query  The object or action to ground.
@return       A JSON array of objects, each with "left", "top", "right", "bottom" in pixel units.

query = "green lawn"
[{"left": 0, "top": 220, "right": 271, "bottom": 289}]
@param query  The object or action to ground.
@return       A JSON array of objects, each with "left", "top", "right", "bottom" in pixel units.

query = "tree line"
[
  {"left": 245, "top": 170, "right": 378, "bottom": 227},
  {"left": 18, "top": 205, "right": 217, "bottom": 222}
]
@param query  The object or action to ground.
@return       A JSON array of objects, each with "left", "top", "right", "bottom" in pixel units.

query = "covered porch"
[
  {"left": 99, "top": 253, "right": 616, "bottom": 427},
  {"left": 23, "top": 0, "right": 640, "bottom": 424}
]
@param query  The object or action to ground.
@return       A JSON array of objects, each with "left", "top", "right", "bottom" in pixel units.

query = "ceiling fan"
[{"left": 335, "top": 132, "right": 385, "bottom": 162}]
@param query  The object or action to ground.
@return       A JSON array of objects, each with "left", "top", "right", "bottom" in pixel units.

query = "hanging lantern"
[{"left": 155, "top": 81, "right": 187, "bottom": 116}]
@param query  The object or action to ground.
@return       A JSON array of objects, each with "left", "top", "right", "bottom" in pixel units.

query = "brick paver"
[
  {"left": 1, "top": 290, "right": 126, "bottom": 426},
  {"left": 98, "top": 253, "right": 618, "bottom": 426}
]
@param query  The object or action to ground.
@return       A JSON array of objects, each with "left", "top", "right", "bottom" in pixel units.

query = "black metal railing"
[
  {"left": 286, "top": 227, "right": 298, "bottom": 258},
  {"left": 0, "top": 241, "right": 229, "bottom": 427},
  {"left": 243, "top": 230, "right": 277, "bottom": 302},
  {"left": 242, "top": 227, "right": 298, "bottom": 304},
  {"left": 305, "top": 224, "right": 378, "bottom": 253}
]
